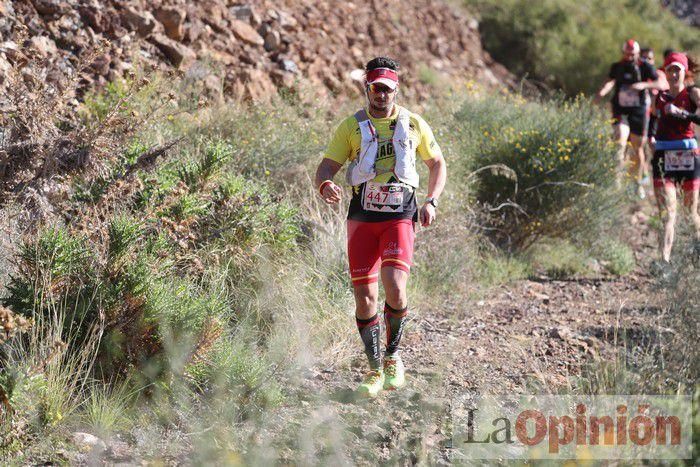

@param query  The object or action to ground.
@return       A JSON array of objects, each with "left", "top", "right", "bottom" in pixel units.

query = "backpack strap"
[{"left": 354, "top": 109, "right": 370, "bottom": 123}]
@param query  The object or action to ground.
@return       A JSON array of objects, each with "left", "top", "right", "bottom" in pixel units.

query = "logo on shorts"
[
  {"left": 383, "top": 241, "right": 403, "bottom": 256},
  {"left": 352, "top": 266, "right": 372, "bottom": 274}
]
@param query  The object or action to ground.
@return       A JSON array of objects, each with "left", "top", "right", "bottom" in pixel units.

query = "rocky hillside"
[
  {"left": 662, "top": 0, "right": 700, "bottom": 28},
  {"left": 0, "top": 0, "right": 512, "bottom": 105}
]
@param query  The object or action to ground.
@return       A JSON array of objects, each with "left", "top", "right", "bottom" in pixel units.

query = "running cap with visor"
[
  {"left": 622, "top": 39, "right": 640, "bottom": 54},
  {"left": 664, "top": 52, "right": 688, "bottom": 72},
  {"left": 366, "top": 67, "right": 399, "bottom": 90}
]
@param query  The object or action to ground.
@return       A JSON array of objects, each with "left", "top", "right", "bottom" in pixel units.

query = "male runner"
[
  {"left": 595, "top": 40, "right": 664, "bottom": 197},
  {"left": 314, "top": 57, "right": 447, "bottom": 397}
]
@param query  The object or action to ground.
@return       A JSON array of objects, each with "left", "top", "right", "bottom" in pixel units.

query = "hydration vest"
[{"left": 345, "top": 108, "right": 419, "bottom": 188}]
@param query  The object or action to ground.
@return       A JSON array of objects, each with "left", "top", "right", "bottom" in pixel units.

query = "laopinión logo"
[{"left": 450, "top": 395, "right": 692, "bottom": 460}]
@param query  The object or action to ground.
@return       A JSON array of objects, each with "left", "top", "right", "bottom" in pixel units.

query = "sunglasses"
[{"left": 368, "top": 83, "right": 396, "bottom": 94}]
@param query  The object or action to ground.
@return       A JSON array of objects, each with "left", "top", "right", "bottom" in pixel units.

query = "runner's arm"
[
  {"left": 418, "top": 155, "right": 446, "bottom": 227},
  {"left": 314, "top": 157, "right": 344, "bottom": 204},
  {"left": 422, "top": 155, "right": 446, "bottom": 201},
  {"left": 689, "top": 87, "right": 700, "bottom": 113},
  {"left": 664, "top": 86, "right": 700, "bottom": 124},
  {"left": 594, "top": 79, "right": 615, "bottom": 103},
  {"left": 631, "top": 78, "right": 664, "bottom": 91}
]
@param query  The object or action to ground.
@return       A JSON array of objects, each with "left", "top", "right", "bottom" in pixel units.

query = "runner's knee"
[
  {"left": 353, "top": 285, "right": 378, "bottom": 318},
  {"left": 381, "top": 272, "right": 407, "bottom": 310}
]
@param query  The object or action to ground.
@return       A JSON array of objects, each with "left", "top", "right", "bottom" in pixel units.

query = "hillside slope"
[{"left": 0, "top": 0, "right": 513, "bottom": 105}]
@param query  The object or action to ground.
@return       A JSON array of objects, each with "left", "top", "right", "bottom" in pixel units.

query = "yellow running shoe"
[
  {"left": 383, "top": 355, "right": 405, "bottom": 390},
  {"left": 356, "top": 369, "right": 384, "bottom": 397}
]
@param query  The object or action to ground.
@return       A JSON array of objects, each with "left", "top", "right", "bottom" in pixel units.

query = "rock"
[
  {"left": 205, "top": 48, "right": 237, "bottom": 66},
  {"left": 270, "top": 69, "right": 295, "bottom": 88},
  {"left": 90, "top": 53, "right": 111, "bottom": 76},
  {"left": 72, "top": 432, "right": 106, "bottom": 452},
  {"left": 263, "top": 29, "right": 281, "bottom": 52},
  {"left": 28, "top": 35, "right": 58, "bottom": 57},
  {"left": 154, "top": 7, "right": 186, "bottom": 41},
  {"left": 230, "top": 68, "right": 276, "bottom": 102},
  {"left": 78, "top": 6, "right": 105, "bottom": 34},
  {"left": 201, "top": 74, "right": 223, "bottom": 103},
  {"left": 31, "top": 0, "right": 65, "bottom": 17},
  {"left": 279, "top": 59, "right": 298, "bottom": 73},
  {"left": 151, "top": 34, "right": 196, "bottom": 69},
  {"left": 229, "top": 5, "right": 254, "bottom": 22},
  {"left": 268, "top": 9, "right": 298, "bottom": 30},
  {"left": 105, "top": 439, "right": 132, "bottom": 462},
  {"left": 549, "top": 326, "right": 574, "bottom": 341},
  {"left": 185, "top": 19, "right": 205, "bottom": 43},
  {"left": 229, "top": 19, "right": 264, "bottom": 46},
  {"left": 0, "top": 55, "right": 10, "bottom": 83},
  {"left": 322, "top": 72, "right": 342, "bottom": 93},
  {"left": 0, "top": 41, "right": 22, "bottom": 64},
  {"left": 121, "top": 7, "right": 157, "bottom": 37}
]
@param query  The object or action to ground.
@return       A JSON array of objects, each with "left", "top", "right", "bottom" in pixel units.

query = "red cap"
[
  {"left": 622, "top": 39, "right": 640, "bottom": 54},
  {"left": 664, "top": 52, "right": 688, "bottom": 72},
  {"left": 366, "top": 67, "right": 399, "bottom": 89}
]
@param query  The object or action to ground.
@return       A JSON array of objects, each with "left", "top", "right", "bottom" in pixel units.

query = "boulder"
[
  {"left": 72, "top": 432, "right": 106, "bottom": 452},
  {"left": 267, "top": 9, "right": 298, "bottom": 30},
  {"left": 28, "top": 35, "right": 58, "bottom": 57},
  {"left": 229, "top": 19, "right": 264, "bottom": 46},
  {"left": 90, "top": 53, "right": 111, "bottom": 76},
  {"left": 121, "top": 7, "right": 157, "bottom": 37},
  {"left": 185, "top": 19, "right": 206, "bottom": 43},
  {"left": 78, "top": 6, "right": 105, "bottom": 34},
  {"left": 229, "top": 68, "right": 276, "bottom": 102},
  {"left": 30, "top": 0, "right": 66, "bottom": 17},
  {"left": 270, "top": 69, "right": 295, "bottom": 88},
  {"left": 263, "top": 29, "right": 281, "bottom": 52},
  {"left": 154, "top": 7, "right": 186, "bottom": 41},
  {"left": 151, "top": 34, "right": 196, "bottom": 69},
  {"left": 279, "top": 59, "right": 298, "bottom": 73},
  {"left": 201, "top": 74, "right": 223, "bottom": 103},
  {"left": 229, "top": 5, "right": 254, "bottom": 22},
  {"left": 0, "top": 54, "right": 11, "bottom": 84}
]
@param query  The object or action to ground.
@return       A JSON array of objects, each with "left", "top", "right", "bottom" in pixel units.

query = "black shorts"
[
  {"left": 652, "top": 149, "right": 700, "bottom": 191},
  {"left": 613, "top": 108, "right": 649, "bottom": 137}
]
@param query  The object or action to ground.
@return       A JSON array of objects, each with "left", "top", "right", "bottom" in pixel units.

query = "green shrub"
[
  {"left": 466, "top": 0, "right": 700, "bottom": 95},
  {"left": 477, "top": 253, "right": 531, "bottom": 287},
  {"left": 595, "top": 238, "right": 636, "bottom": 275},
  {"left": 448, "top": 94, "right": 619, "bottom": 251},
  {"left": 525, "top": 238, "right": 590, "bottom": 279}
]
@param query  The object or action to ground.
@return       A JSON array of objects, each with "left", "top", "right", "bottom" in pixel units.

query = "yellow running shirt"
[{"left": 324, "top": 105, "right": 442, "bottom": 222}]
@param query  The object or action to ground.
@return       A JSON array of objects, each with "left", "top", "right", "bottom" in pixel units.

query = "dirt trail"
[{"left": 264, "top": 203, "right": 666, "bottom": 464}]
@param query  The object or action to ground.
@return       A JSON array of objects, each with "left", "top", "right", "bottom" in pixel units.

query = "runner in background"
[
  {"left": 648, "top": 52, "right": 700, "bottom": 264},
  {"left": 595, "top": 40, "right": 665, "bottom": 198}
]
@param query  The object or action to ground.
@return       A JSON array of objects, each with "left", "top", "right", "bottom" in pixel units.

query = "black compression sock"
[
  {"left": 384, "top": 302, "right": 408, "bottom": 356},
  {"left": 356, "top": 314, "right": 382, "bottom": 370}
]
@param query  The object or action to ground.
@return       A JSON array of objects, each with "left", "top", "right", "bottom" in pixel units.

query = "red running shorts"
[{"left": 347, "top": 219, "right": 415, "bottom": 285}]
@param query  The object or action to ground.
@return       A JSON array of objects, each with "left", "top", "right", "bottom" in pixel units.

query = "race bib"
[
  {"left": 362, "top": 182, "right": 405, "bottom": 213},
  {"left": 664, "top": 150, "right": 696, "bottom": 172},
  {"left": 618, "top": 85, "right": 641, "bottom": 107}
]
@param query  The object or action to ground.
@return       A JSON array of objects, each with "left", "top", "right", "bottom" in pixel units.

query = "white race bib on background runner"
[
  {"left": 362, "top": 182, "right": 405, "bottom": 213},
  {"left": 618, "top": 85, "right": 641, "bottom": 107},
  {"left": 664, "top": 150, "right": 696, "bottom": 172}
]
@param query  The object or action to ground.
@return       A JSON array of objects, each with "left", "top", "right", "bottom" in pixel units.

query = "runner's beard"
[{"left": 369, "top": 96, "right": 394, "bottom": 114}]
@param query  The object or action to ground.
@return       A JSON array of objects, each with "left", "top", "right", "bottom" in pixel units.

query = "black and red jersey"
[
  {"left": 608, "top": 60, "right": 658, "bottom": 112},
  {"left": 656, "top": 87, "right": 697, "bottom": 141}
]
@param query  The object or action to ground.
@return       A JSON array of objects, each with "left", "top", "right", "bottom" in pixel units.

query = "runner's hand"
[
  {"left": 419, "top": 203, "right": 436, "bottom": 227},
  {"left": 321, "top": 182, "right": 342, "bottom": 204},
  {"left": 630, "top": 82, "right": 647, "bottom": 91}
]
